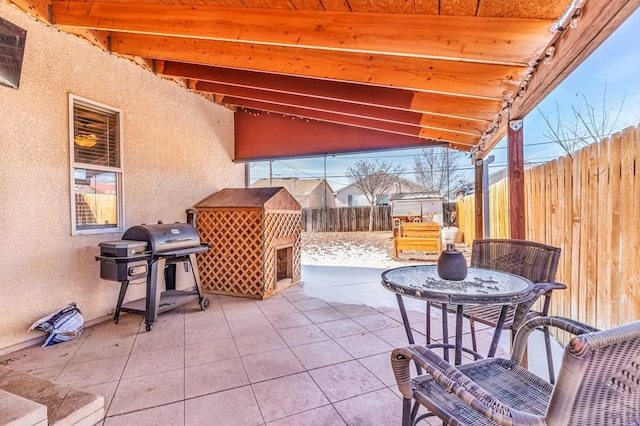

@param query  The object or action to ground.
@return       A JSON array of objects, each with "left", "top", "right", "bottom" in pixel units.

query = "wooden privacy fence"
[
  {"left": 457, "top": 125, "right": 640, "bottom": 336},
  {"left": 301, "top": 205, "right": 392, "bottom": 232}
]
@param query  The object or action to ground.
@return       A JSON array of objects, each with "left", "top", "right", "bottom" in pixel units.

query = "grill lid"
[{"left": 122, "top": 223, "right": 201, "bottom": 256}]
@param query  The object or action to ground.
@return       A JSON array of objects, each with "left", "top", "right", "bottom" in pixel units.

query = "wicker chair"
[
  {"left": 428, "top": 239, "right": 565, "bottom": 382},
  {"left": 392, "top": 316, "right": 640, "bottom": 426}
]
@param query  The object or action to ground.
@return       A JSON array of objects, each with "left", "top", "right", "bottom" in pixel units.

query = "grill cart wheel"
[
  {"left": 145, "top": 324, "right": 152, "bottom": 332},
  {"left": 114, "top": 317, "right": 119, "bottom": 324},
  {"left": 200, "top": 297, "right": 210, "bottom": 310}
]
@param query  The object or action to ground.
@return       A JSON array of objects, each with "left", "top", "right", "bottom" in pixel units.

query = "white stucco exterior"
[{"left": 0, "top": 4, "right": 245, "bottom": 350}]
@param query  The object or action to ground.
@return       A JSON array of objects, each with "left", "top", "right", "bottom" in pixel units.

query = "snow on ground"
[{"left": 300, "top": 231, "right": 469, "bottom": 269}]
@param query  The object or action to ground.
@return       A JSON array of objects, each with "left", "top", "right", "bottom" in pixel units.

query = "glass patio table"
[{"left": 382, "top": 265, "right": 534, "bottom": 365}]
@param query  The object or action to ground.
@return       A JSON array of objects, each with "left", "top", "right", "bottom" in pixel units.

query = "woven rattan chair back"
[
  {"left": 470, "top": 239, "right": 561, "bottom": 329},
  {"left": 470, "top": 239, "right": 560, "bottom": 284},
  {"left": 544, "top": 320, "right": 640, "bottom": 424}
]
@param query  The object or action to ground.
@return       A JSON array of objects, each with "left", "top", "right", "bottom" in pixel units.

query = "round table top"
[{"left": 381, "top": 265, "right": 534, "bottom": 305}]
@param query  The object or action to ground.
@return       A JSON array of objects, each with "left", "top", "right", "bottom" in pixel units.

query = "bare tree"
[
  {"left": 413, "top": 148, "right": 466, "bottom": 201},
  {"left": 538, "top": 84, "right": 626, "bottom": 158},
  {"left": 346, "top": 159, "right": 403, "bottom": 231}
]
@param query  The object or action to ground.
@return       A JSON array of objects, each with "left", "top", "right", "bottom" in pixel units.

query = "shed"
[
  {"left": 390, "top": 192, "right": 444, "bottom": 237},
  {"left": 193, "top": 187, "right": 302, "bottom": 299}
]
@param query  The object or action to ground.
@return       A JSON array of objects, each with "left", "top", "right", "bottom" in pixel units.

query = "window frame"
[{"left": 69, "top": 94, "right": 125, "bottom": 235}]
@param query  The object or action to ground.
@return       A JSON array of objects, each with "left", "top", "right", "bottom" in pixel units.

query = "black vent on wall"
[{"left": 0, "top": 17, "right": 27, "bottom": 89}]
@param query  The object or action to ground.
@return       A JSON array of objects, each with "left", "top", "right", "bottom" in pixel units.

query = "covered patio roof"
[{"left": 8, "top": 0, "right": 639, "bottom": 160}]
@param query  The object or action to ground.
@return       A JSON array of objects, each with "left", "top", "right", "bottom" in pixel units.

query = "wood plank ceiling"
[{"left": 9, "top": 0, "right": 639, "bottom": 160}]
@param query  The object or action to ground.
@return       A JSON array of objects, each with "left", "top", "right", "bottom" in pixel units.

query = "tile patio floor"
[{"left": 1, "top": 264, "right": 561, "bottom": 425}]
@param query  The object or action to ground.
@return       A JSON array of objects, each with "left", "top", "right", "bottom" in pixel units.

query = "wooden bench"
[{"left": 393, "top": 222, "right": 442, "bottom": 258}]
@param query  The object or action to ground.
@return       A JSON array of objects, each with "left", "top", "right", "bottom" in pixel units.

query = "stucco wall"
[{"left": 0, "top": 4, "right": 245, "bottom": 351}]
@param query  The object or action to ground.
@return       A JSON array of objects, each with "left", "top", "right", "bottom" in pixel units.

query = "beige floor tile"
[
  {"left": 222, "top": 304, "right": 266, "bottom": 322},
  {"left": 242, "top": 348, "right": 305, "bottom": 383},
  {"left": 258, "top": 300, "right": 300, "bottom": 317},
  {"left": 351, "top": 313, "right": 403, "bottom": 332},
  {"left": 333, "top": 388, "right": 402, "bottom": 426},
  {"left": 108, "top": 368, "right": 184, "bottom": 416},
  {"left": 268, "top": 312, "right": 313, "bottom": 330},
  {"left": 56, "top": 355, "right": 127, "bottom": 388},
  {"left": 228, "top": 317, "right": 276, "bottom": 337},
  {"left": 356, "top": 353, "right": 397, "bottom": 387},
  {"left": 234, "top": 331, "right": 287, "bottom": 356},
  {"left": 12, "top": 364, "right": 65, "bottom": 382},
  {"left": 281, "top": 291, "right": 320, "bottom": 303},
  {"left": 333, "top": 304, "right": 378, "bottom": 318},
  {"left": 184, "top": 305, "right": 227, "bottom": 329},
  {"left": 277, "top": 324, "right": 331, "bottom": 347},
  {"left": 184, "top": 358, "right": 249, "bottom": 399},
  {"left": 291, "top": 298, "right": 331, "bottom": 312},
  {"left": 290, "top": 340, "right": 352, "bottom": 370},
  {"left": 0, "top": 340, "right": 80, "bottom": 372},
  {"left": 70, "top": 334, "right": 136, "bottom": 364},
  {"left": 185, "top": 321, "right": 232, "bottom": 346},
  {"left": 122, "top": 345, "right": 184, "bottom": 379},
  {"left": 184, "top": 337, "right": 239, "bottom": 367},
  {"left": 309, "top": 360, "right": 384, "bottom": 403},
  {"left": 334, "top": 332, "right": 395, "bottom": 359},
  {"left": 315, "top": 319, "right": 367, "bottom": 339},
  {"left": 184, "top": 385, "right": 263, "bottom": 426},
  {"left": 266, "top": 404, "right": 346, "bottom": 426},
  {"left": 302, "top": 307, "right": 347, "bottom": 324},
  {"left": 131, "top": 328, "right": 185, "bottom": 355},
  {"left": 252, "top": 372, "right": 329, "bottom": 423},
  {"left": 104, "top": 401, "right": 184, "bottom": 426},
  {"left": 373, "top": 324, "right": 424, "bottom": 347}
]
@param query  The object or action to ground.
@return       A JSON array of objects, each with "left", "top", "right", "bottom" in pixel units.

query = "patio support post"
[
  {"left": 474, "top": 159, "right": 484, "bottom": 239},
  {"left": 508, "top": 118, "right": 525, "bottom": 239}
]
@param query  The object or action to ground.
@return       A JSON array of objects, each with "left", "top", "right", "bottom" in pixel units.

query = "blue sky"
[{"left": 248, "top": 8, "right": 640, "bottom": 191}]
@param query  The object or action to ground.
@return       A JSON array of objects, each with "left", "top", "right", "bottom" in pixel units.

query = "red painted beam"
[
  {"left": 198, "top": 81, "right": 484, "bottom": 135},
  {"left": 234, "top": 108, "right": 443, "bottom": 161},
  {"left": 197, "top": 81, "right": 422, "bottom": 125},
  {"left": 224, "top": 97, "right": 479, "bottom": 146},
  {"left": 157, "top": 60, "right": 498, "bottom": 121},
  {"left": 224, "top": 97, "right": 423, "bottom": 137}
]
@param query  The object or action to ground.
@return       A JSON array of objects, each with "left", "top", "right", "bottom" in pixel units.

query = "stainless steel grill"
[{"left": 96, "top": 222, "right": 210, "bottom": 331}]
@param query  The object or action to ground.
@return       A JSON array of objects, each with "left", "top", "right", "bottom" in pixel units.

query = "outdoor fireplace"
[{"left": 191, "top": 187, "right": 301, "bottom": 299}]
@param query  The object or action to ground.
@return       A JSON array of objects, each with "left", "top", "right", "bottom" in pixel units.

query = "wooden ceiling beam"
[
  {"left": 110, "top": 33, "right": 524, "bottom": 98},
  {"left": 195, "top": 80, "right": 484, "bottom": 135},
  {"left": 234, "top": 108, "right": 449, "bottom": 161},
  {"left": 50, "top": 1, "right": 555, "bottom": 64},
  {"left": 157, "top": 61, "right": 499, "bottom": 122},
  {"left": 220, "top": 97, "right": 479, "bottom": 147}
]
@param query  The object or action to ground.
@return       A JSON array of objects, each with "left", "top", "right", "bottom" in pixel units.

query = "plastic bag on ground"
[{"left": 29, "top": 303, "right": 84, "bottom": 347}]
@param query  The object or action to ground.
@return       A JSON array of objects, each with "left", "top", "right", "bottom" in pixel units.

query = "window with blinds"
[{"left": 69, "top": 95, "right": 124, "bottom": 234}]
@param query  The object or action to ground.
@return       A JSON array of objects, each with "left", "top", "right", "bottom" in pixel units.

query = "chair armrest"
[
  {"left": 391, "top": 345, "right": 543, "bottom": 425},
  {"left": 511, "top": 316, "right": 599, "bottom": 364},
  {"left": 533, "top": 281, "right": 567, "bottom": 293}
]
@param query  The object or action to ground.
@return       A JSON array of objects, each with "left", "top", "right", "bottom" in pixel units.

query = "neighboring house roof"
[{"left": 251, "top": 178, "right": 334, "bottom": 198}]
